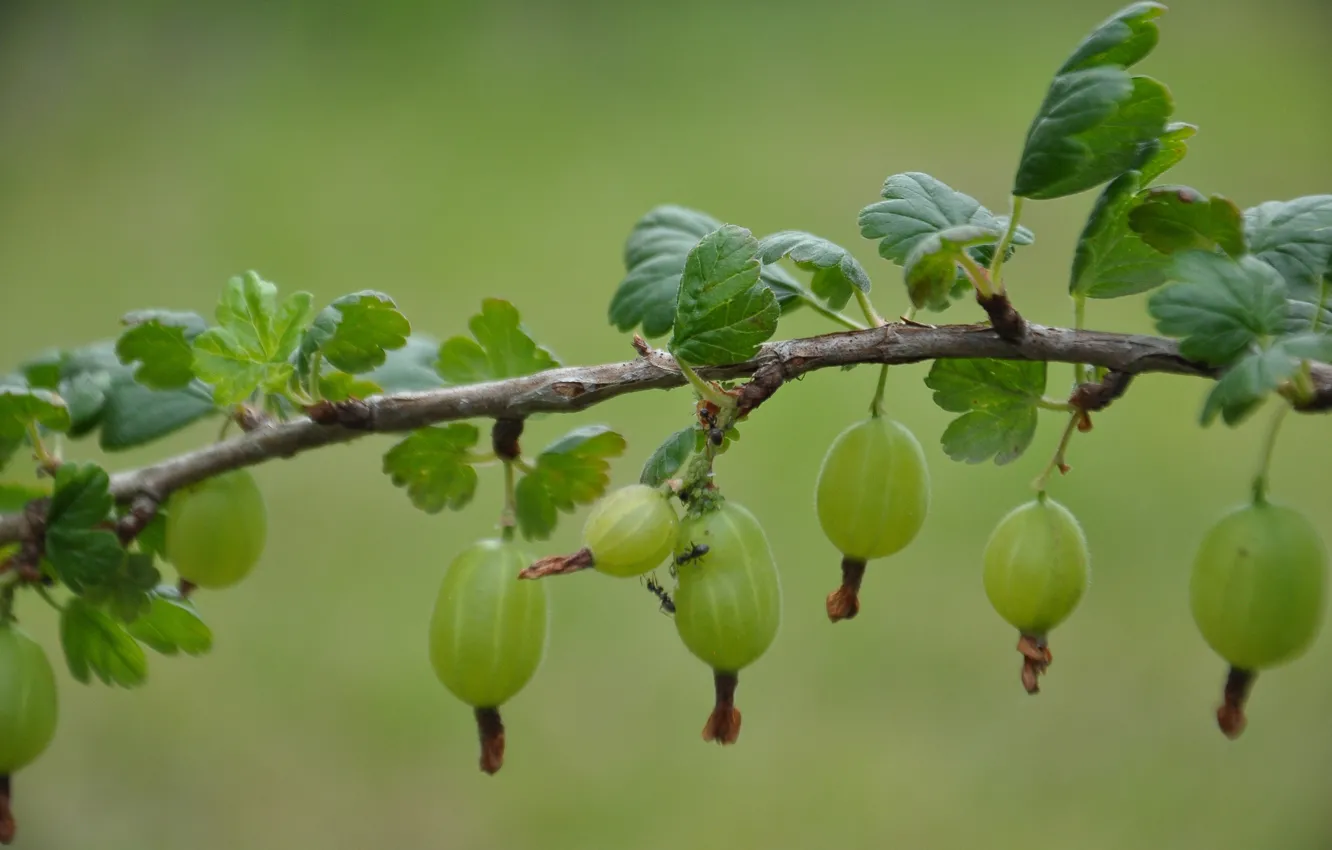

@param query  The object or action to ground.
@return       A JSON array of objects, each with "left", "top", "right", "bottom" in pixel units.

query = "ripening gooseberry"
[
  {"left": 429, "top": 538, "right": 548, "bottom": 773},
  {"left": 815, "top": 417, "right": 929, "bottom": 621},
  {"left": 982, "top": 495, "right": 1089, "bottom": 693},
  {"left": 165, "top": 469, "right": 267, "bottom": 590},
  {"left": 673, "top": 500, "right": 781, "bottom": 745},
  {"left": 0, "top": 623, "right": 57, "bottom": 775},
  {"left": 1190, "top": 500, "right": 1327, "bottom": 738},
  {"left": 583, "top": 484, "right": 679, "bottom": 578}
]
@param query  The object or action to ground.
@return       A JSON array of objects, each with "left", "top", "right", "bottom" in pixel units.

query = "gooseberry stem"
[
  {"left": 1252, "top": 402, "right": 1290, "bottom": 505},
  {"left": 987, "top": 195, "right": 1025, "bottom": 294},
  {"left": 677, "top": 360, "right": 729, "bottom": 408},
  {"left": 868, "top": 305, "right": 911, "bottom": 418},
  {"left": 1072, "top": 294, "right": 1091, "bottom": 385},
  {"left": 308, "top": 352, "right": 324, "bottom": 403},
  {"left": 957, "top": 252, "right": 994, "bottom": 299},
  {"left": 500, "top": 461, "right": 518, "bottom": 542},
  {"left": 803, "top": 293, "right": 866, "bottom": 331},
  {"left": 24, "top": 423, "right": 55, "bottom": 474},
  {"left": 869, "top": 365, "right": 890, "bottom": 419},
  {"left": 1032, "top": 411, "right": 1082, "bottom": 493},
  {"left": 854, "top": 288, "right": 885, "bottom": 328}
]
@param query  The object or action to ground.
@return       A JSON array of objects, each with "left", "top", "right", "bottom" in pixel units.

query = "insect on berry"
[
  {"left": 675, "top": 542, "right": 709, "bottom": 565},
  {"left": 642, "top": 574, "right": 676, "bottom": 615}
]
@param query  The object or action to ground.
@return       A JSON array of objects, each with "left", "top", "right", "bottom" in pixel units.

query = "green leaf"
[
  {"left": 1070, "top": 171, "right": 1172, "bottom": 298},
  {"left": 1128, "top": 185, "right": 1245, "bottom": 257},
  {"left": 126, "top": 586, "right": 213, "bottom": 656},
  {"left": 1202, "top": 333, "right": 1332, "bottom": 426},
  {"left": 135, "top": 512, "right": 168, "bottom": 561},
  {"left": 298, "top": 291, "right": 411, "bottom": 376},
  {"left": 609, "top": 206, "right": 803, "bottom": 338},
  {"left": 1148, "top": 252, "right": 1289, "bottom": 364},
  {"left": 858, "top": 173, "right": 1034, "bottom": 267},
  {"left": 1015, "top": 69, "right": 1172, "bottom": 201},
  {"left": 83, "top": 552, "right": 161, "bottom": 623},
  {"left": 0, "top": 481, "right": 47, "bottom": 512},
  {"left": 903, "top": 225, "right": 1003, "bottom": 311},
  {"left": 756, "top": 231, "right": 870, "bottom": 311},
  {"left": 436, "top": 299, "right": 560, "bottom": 384},
  {"left": 1137, "top": 121, "right": 1196, "bottom": 184},
  {"left": 382, "top": 423, "right": 481, "bottom": 513},
  {"left": 1013, "top": 5, "right": 1171, "bottom": 200},
  {"left": 365, "top": 334, "right": 445, "bottom": 393},
  {"left": 60, "top": 598, "right": 147, "bottom": 688},
  {"left": 114, "top": 311, "right": 207, "bottom": 391},
  {"left": 669, "top": 225, "right": 780, "bottom": 366},
  {"left": 44, "top": 462, "right": 124, "bottom": 593},
  {"left": 0, "top": 385, "right": 70, "bottom": 439},
  {"left": 21, "top": 342, "right": 120, "bottom": 438},
  {"left": 515, "top": 425, "right": 627, "bottom": 540},
  {"left": 1243, "top": 195, "right": 1332, "bottom": 295},
  {"left": 1058, "top": 2, "right": 1167, "bottom": 73},
  {"left": 639, "top": 427, "right": 695, "bottom": 487},
  {"left": 318, "top": 372, "right": 382, "bottom": 402},
  {"left": 923, "top": 359, "right": 1048, "bottom": 465},
  {"left": 98, "top": 379, "right": 215, "bottom": 451},
  {"left": 192, "top": 272, "right": 314, "bottom": 405}
]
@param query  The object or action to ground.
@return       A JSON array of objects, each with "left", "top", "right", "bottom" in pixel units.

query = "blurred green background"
[{"left": 2, "top": 1, "right": 1331, "bottom": 848}]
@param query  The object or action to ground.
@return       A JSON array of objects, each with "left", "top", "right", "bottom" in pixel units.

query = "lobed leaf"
[
  {"left": 0, "top": 385, "right": 70, "bottom": 440},
  {"left": 639, "top": 427, "right": 695, "bottom": 488},
  {"left": 756, "top": 231, "right": 871, "bottom": 311},
  {"left": 1137, "top": 121, "right": 1196, "bottom": 184},
  {"left": 1202, "top": 333, "right": 1332, "bottom": 426},
  {"left": 127, "top": 586, "right": 213, "bottom": 656},
  {"left": 82, "top": 552, "right": 161, "bottom": 624},
  {"left": 1070, "top": 171, "right": 1171, "bottom": 298},
  {"left": 858, "top": 173, "right": 1034, "bottom": 265},
  {"left": 515, "top": 425, "right": 626, "bottom": 540},
  {"left": 609, "top": 205, "right": 803, "bottom": 339},
  {"left": 1243, "top": 195, "right": 1332, "bottom": 296},
  {"left": 903, "top": 225, "right": 1003, "bottom": 311},
  {"left": 192, "top": 272, "right": 313, "bottom": 405},
  {"left": 115, "top": 312, "right": 206, "bottom": 391},
  {"left": 924, "top": 359, "right": 1048, "bottom": 465},
  {"left": 436, "top": 299, "right": 560, "bottom": 384},
  {"left": 670, "top": 225, "right": 780, "bottom": 366},
  {"left": 60, "top": 598, "right": 148, "bottom": 688},
  {"left": 44, "top": 462, "right": 124, "bottom": 593},
  {"left": 1128, "top": 185, "right": 1245, "bottom": 257},
  {"left": 298, "top": 290, "right": 410, "bottom": 376},
  {"left": 1148, "top": 252, "right": 1289, "bottom": 364},
  {"left": 382, "top": 423, "right": 482, "bottom": 513},
  {"left": 365, "top": 333, "right": 446, "bottom": 393}
]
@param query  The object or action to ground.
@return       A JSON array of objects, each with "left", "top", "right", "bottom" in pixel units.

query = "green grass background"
[{"left": 1, "top": 1, "right": 1331, "bottom": 848}]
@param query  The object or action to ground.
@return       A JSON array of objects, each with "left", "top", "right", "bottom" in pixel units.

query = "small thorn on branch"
[
  {"left": 518, "top": 547, "right": 595, "bottom": 580},
  {"left": 976, "top": 292, "right": 1026, "bottom": 342},
  {"left": 474, "top": 707, "right": 506, "bottom": 774},
  {"left": 1069, "top": 370, "right": 1133, "bottom": 413},
  {"left": 825, "top": 557, "right": 866, "bottom": 622},
  {"left": 1017, "top": 633, "right": 1052, "bottom": 694},
  {"left": 491, "top": 417, "right": 525, "bottom": 462},
  {"left": 701, "top": 671, "right": 742, "bottom": 745},
  {"left": 1217, "top": 666, "right": 1255, "bottom": 739},
  {"left": 305, "top": 399, "right": 374, "bottom": 430}
]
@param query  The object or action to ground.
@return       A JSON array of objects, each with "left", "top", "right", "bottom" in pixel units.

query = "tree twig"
[{"left": 1, "top": 321, "right": 1329, "bottom": 546}]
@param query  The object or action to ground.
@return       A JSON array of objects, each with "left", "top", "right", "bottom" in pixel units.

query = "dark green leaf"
[
  {"left": 1070, "top": 171, "right": 1172, "bottom": 298},
  {"left": 382, "top": 423, "right": 481, "bottom": 513},
  {"left": 1286, "top": 274, "right": 1332, "bottom": 335},
  {"left": 365, "top": 334, "right": 445, "bottom": 393},
  {"left": 115, "top": 318, "right": 197, "bottom": 390},
  {"left": 515, "top": 425, "right": 626, "bottom": 540},
  {"left": 60, "top": 598, "right": 147, "bottom": 688},
  {"left": 19, "top": 349, "right": 63, "bottom": 389},
  {"left": 318, "top": 371, "right": 382, "bottom": 402},
  {"left": 903, "top": 225, "right": 1003, "bottom": 311},
  {"left": 298, "top": 291, "right": 411, "bottom": 376},
  {"left": 1058, "top": 2, "right": 1167, "bottom": 73},
  {"left": 1148, "top": 252, "right": 1289, "bottom": 364},
  {"left": 84, "top": 552, "right": 161, "bottom": 623},
  {"left": 1137, "top": 121, "right": 1196, "bottom": 184},
  {"left": 45, "top": 462, "right": 124, "bottom": 593},
  {"left": 859, "top": 173, "right": 1034, "bottom": 266},
  {"left": 669, "top": 225, "right": 780, "bottom": 366},
  {"left": 923, "top": 359, "right": 1047, "bottom": 465},
  {"left": 1014, "top": 68, "right": 1172, "bottom": 200},
  {"left": 1128, "top": 185, "right": 1245, "bottom": 257},
  {"left": 436, "top": 299, "right": 560, "bottom": 384},
  {"left": 24, "top": 342, "right": 122, "bottom": 437},
  {"left": 640, "top": 427, "right": 695, "bottom": 487},
  {"left": 610, "top": 206, "right": 803, "bottom": 338},
  {"left": 756, "top": 231, "right": 871, "bottom": 311},
  {"left": 99, "top": 379, "right": 215, "bottom": 451},
  {"left": 1202, "top": 333, "right": 1332, "bottom": 426},
  {"left": 0, "top": 481, "right": 47, "bottom": 512},
  {"left": 135, "top": 512, "right": 168, "bottom": 561},
  {"left": 1243, "top": 195, "right": 1332, "bottom": 295},
  {"left": 126, "top": 586, "right": 212, "bottom": 656},
  {"left": 0, "top": 385, "right": 70, "bottom": 439}
]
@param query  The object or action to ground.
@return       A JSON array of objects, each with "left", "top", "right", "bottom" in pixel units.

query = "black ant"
[
  {"left": 675, "top": 542, "right": 709, "bottom": 565},
  {"left": 698, "top": 404, "right": 725, "bottom": 447},
  {"left": 642, "top": 574, "right": 675, "bottom": 615}
]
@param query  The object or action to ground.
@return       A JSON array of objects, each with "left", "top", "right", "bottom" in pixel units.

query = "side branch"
[{"left": 0, "top": 321, "right": 1328, "bottom": 545}]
